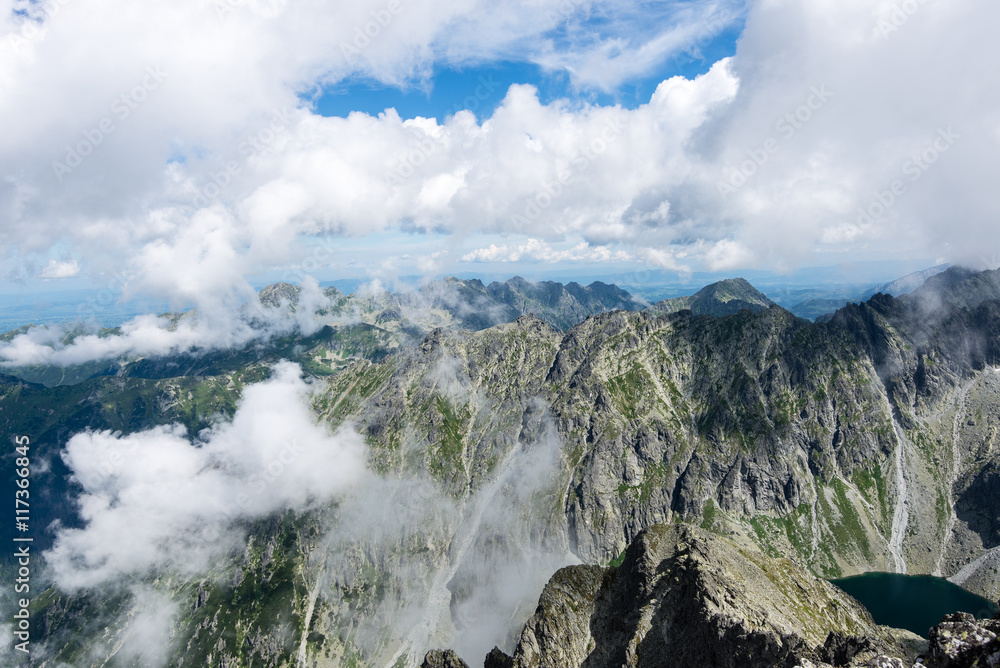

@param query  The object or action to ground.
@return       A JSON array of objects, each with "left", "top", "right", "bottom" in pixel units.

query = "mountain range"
[{"left": 3, "top": 267, "right": 1000, "bottom": 667}]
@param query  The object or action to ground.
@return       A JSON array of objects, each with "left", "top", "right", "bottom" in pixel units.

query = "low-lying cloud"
[
  {"left": 31, "top": 341, "right": 578, "bottom": 666},
  {"left": 0, "top": 276, "right": 335, "bottom": 367},
  {"left": 45, "top": 361, "right": 368, "bottom": 590}
]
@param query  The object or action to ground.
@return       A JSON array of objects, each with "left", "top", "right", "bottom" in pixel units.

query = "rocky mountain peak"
[
  {"left": 908, "top": 266, "right": 1000, "bottom": 311},
  {"left": 434, "top": 524, "right": 927, "bottom": 668},
  {"left": 696, "top": 276, "right": 771, "bottom": 303},
  {"left": 504, "top": 524, "right": 922, "bottom": 668},
  {"left": 258, "top": 281, "right": 301, "bottom": 307},
  {"left": 649, "top": 277, "right": 775, "bottom": 317}
]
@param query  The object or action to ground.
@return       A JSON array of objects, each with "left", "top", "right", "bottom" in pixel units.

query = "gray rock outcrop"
[
  {"left": 421, "top": 649, "right": 472, "bottom": 668},
  {"left": 506, "top": 524, "right": 923, "bottom": 668}
]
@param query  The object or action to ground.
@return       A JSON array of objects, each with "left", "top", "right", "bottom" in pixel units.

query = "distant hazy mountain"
[
  {"left": 258, "top": 281, "right": 341, "bottom": 307},
  {"left": 859, "top": 264, "right": 950, "bottom": 300},
  {"left": 906, "top": 265, "right": 1000, "bottom": 311},
  {"left": 477, "top": 275, "right": 643, "bottom": 330},
  {"left": 647, "top": 278, "right": 774, "bottom": 317},
  {"left": 0, "top": 277, "right": 643, "bottom": 387},
  {"left": 258, "top": 275, "right": 644, "bottom": 333},
  {"left": 785, "top": 297, "right": 853, "bottom": 322},
  {"left": 789, "top": 264, "right": 950, "bottom": 321}
]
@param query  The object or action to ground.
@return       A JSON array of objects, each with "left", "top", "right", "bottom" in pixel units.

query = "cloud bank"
[
  {"left": 3, "top": 0, "right": 998, "bottom": 314},
  {"left": 0, "top": 275, "right": 335, "bottom": 366}
]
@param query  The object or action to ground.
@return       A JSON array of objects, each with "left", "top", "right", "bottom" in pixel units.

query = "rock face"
[
  {"left": 485, "top": 646, "right": 515, "bottom": 668},
  {"left": 429, "top": 525, "right": 1000, "bottom": 668},
  {"left": 422, "top": 649, "right": 471, "bottom": 668},
  {"left": 504, "top": 524, "right": 922, "bottom": 668},
  {"left": 327, "top": 289, "right": 1000, "bottom": 590},
  {"left": 922, "top": 612, "right": 1000, "bottom": 667}
]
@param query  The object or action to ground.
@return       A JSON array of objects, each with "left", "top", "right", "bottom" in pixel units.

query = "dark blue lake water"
[{"left": 831, "top": 572, "right": 997, "bottom": 638}]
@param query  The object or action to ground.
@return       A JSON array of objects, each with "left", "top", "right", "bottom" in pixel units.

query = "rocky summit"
[
  {"left": 480, "top": 524, "right": 923, "bottom": 668},
  {"left": 428, "top": 524, "right": 1000, "bottom": 668},
  {"left": 648, "top": 277, "right": 775, "bottom": 317}
]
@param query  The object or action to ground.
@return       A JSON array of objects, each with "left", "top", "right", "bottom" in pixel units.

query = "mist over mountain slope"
[
  {"left": 787, "top": 264, "right": 953, "bottom": 322},
  {"left": 906, "top": 266, "right": 1000, "bottom": 312},
  {"left": 860, "top": 265, "right": 952, "bottom": 301},
  {"left": 3, "top": 271, "right": 1000, "bottom": 667},
  {"left": 330, "top": 284, "right": 1000, "bottom": 580},
  {"left": 0, "top": 276, "right": 640, "bottom": 387}
]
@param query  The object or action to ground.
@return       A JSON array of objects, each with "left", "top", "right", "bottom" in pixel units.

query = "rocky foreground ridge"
[{"left": 422, "top": 525, "right": 1000, "bottom": 668}]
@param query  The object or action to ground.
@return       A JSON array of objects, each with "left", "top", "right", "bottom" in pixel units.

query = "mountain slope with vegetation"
[{"left": 7, "top": 271, "right": 1000, "bottom": 667}]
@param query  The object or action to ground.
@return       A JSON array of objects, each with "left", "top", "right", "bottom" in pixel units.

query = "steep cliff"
[
  {"left": 493, "top": 524, "right": 923, "bottom": 668},
  {"left": 326, "top": 294, "right": 1000, "bottom": 591}
]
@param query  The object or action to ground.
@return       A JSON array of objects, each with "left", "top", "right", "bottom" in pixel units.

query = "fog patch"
[
  {"left": 360, "top": 400, "right": 576, "bottom": 666},
  {"left": 0, "top": 277, "right": 339, "bottom": 368},
  {"left": 45, "top": 361, "right": 367, "bottom": 590},
  {"left": 115, "top": 586, "right": 181, "bottom": 667}
]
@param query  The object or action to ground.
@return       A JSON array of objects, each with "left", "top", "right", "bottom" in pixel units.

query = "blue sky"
[{"left": 310, "top": 24, "right": 742, "bottom": 122}]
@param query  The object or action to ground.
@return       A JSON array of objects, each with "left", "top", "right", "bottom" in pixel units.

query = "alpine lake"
[{"left": 831, "top": 573, "right": 998, "bottom": 638}]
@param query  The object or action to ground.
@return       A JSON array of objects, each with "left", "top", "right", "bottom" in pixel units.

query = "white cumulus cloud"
[
  {"left": 38, "top": 258, "right": 80, "bottom": 279},
  {"left": 1, "top": 0, "right": 997, "bottom": 308},
  {"left": 44, "top": 361, "right": 368, "bottom": 589}
]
